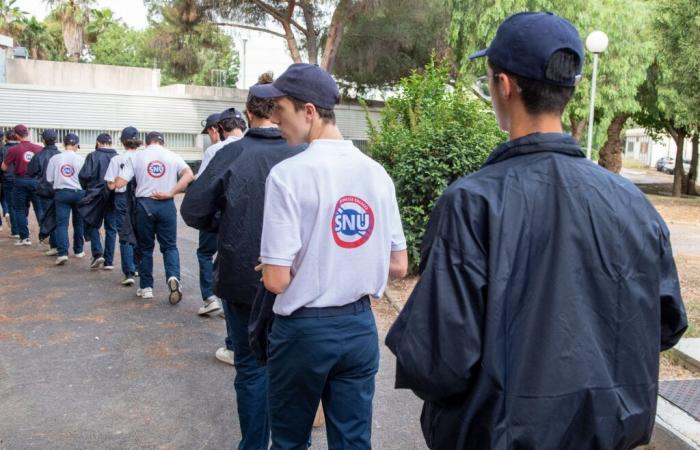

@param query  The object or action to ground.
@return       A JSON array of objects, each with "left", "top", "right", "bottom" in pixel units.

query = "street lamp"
[{"left": 585, "top": 30, "right": 609, "bottom": 160}]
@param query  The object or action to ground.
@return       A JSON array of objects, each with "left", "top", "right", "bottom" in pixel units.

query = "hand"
[
  {"left": 150, "top": 191, "right": 174, "bottom": 200},
  {"left": 254, "top": 257, "right": 263, "bottom": 281}
]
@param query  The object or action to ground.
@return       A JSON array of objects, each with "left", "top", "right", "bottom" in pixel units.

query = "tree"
[
  {"left": 44, "top": 0, "right": 95, "bottom": 62},
  {"left": 332, "top": 0, "right": 450, "bottom": 94},
  {"left": 89, "top": 21, "right": 147, "bottom": 68},
  {"left": 0, "top": 0, "right": 27, "bottom": 38},
  {"left": 17, "top": 16, "right": 58, "bottom": 59}
]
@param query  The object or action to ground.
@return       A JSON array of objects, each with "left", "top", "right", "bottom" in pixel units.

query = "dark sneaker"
[
  {"left": 167, "top": 277, "right": 182, "bottom": 305},
  {"left": 90, "top": 255, "right": 105, "bottom": 269}
]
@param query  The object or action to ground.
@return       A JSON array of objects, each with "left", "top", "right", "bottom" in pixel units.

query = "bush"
[{"left": 367, "top": 60, "right": 506, "bottom": 273}]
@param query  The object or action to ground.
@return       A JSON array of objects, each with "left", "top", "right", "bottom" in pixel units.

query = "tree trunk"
[
  {"left": 281, "top": 22, "right": 302, "bottom": 64},
  {"left": 671, "top": 129, "right": 686, "bottom": 198},
  {"left": 598, "top": 113, "right": 630, "bottom": 174},
  {"left": 320, "top": 5, "right": 346, "bottom": 71},
  {"left": 569, "top": 115, "right": 586, "bottom": 143},
  {"left": 299, "top": 0, "right": 319, "bottom": 65},
  {"left": 686, "top": 133, "right": 699, "bottom": 196}
]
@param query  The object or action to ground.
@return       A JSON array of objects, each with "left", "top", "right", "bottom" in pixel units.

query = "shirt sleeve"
[
  {"left": 173, "top": 154, "right": 189, "bottom": 176},
  {"left": 103, "top": 158, "right": 117, "bottom": 183},
  {"left": 4, "top": 147, "right": 16, "bottom": 166},
  {"left": 45, "top": 157, "right": 56, "bottom": 184},
  {"left": 196, "top": 148, "right": 214, "bottom": 179},
  {"left": 119, "top": 157, "right": 135, "bottom": 182},
  {"left": 389, "top": 182, "right": 407, "bottom": 252},
  {"left": 260, "top": 171, "right": 302, "bottom": 267}
]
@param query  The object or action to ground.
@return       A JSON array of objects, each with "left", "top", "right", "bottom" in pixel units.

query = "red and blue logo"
[
  {"left": 331, "top": 196, "right": 374, "bottom": 249},
  {"left": 147, "top": 160, "right": 166, "bottom": 178},
  {"left": 60, "top": 164, "right": 75, "bottom": 177},
  {"left": 23, "top": 152, "right": 33, "bottom": 162}
]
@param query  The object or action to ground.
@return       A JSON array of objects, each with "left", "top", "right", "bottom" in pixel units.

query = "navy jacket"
[
  {"left": 0, "top": 142, "right": 18, "bottom": 182},
  {"left": 27, "top": 144, "right": 60, "bottom": 180},
  {"left": 386, "top": 133, "right": 687, "bottom": 450},
  {"left": 181, "top": 128, "right": 305, "bottom": 305},
  {"left": 79, "top": 148, "right": 117, "bottom": 189}
]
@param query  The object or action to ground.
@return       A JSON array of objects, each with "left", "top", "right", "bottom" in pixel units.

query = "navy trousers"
[
  {"left": 13, "top": 177, "right": 44, "bottom": 240},
  {"left": 38, "top": 197, "right": 57, "bottom": 248},
  {"left": 113, "top": 193, "right": 136, "bottom": 276},
  {"left": 54, "top": 189, "right": 85, "bottom": 257},
  {"left": 197, "top": 230, "right": 217, "bottom": 300},
  {"left": 89, "top": 206, "right": 117, "bottom": 265},
  {"left": 134, "top": 198, "right": 180, "bottom": 289}
]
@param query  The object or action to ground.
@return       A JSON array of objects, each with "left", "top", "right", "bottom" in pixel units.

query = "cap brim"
[
  {"left": 468, "top": 49, "right": 488, "bottom": 60},
  {"left": 249, "top": 83, "right": 286, "bottom": 99},
  {"left": 201, "top": 126, "right": 209, "bottom": 134}
]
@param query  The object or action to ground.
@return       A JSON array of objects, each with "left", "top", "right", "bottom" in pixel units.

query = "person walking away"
[
  {"left": 385, "top": 12, "right": 688, "bottom": 450},
  {"left": 27, "top": 129, "right": 61, "bottom": 254},
  {"left": 0, "top": 130, "right": 20, "bottom": 236},
  {"left": 104, "top": 127, "right": 140, "bottom": 286},
  {"left": 46, "top": 133, "right": 86, "bottom": 265},
  {"left": 1, "top": 125, "right": 44, "bottom": 246},
  {"left": 255, "top": 63, "right": 408, "bottom": 449},
  {"left": 114, "top": 131, "right": 194, "bottom": 303},
  {"left": 79, "top": 133, "right": 118, "bottom": 270}
]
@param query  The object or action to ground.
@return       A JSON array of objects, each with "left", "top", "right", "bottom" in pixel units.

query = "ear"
[{"left": 304, "top": 103, "right": 316, "bottom": 122}]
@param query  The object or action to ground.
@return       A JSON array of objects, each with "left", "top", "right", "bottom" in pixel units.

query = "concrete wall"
[{"left": 6, "top": 59, "right": 161, "bottom": 92}]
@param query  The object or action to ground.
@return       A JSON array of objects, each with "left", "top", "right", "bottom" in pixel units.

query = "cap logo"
[
  {"left": 331, "top": 196, "right": 374, "bottom": 249},
  {"left": 60, "top": 164, "right": 75, "bottom": 178},
  {"left": 147, "top": 160, "right": 166, "bottom": 178},
  {"left": 23, "top": 152, "right": 33, "bottom": 162}
]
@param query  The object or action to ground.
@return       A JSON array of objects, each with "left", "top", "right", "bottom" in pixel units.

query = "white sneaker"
[
  {"left": 90, "top": 256, "right": 105, "bottom": 269},
  {"left": 74, "top": 252, "right": 85, "bottom": 258},
  {"left": 103, "top": 264, "right": 114, "bottom": 270},
  {"left": 55, "top": 256, "right": 69, "bottom": 266},
  {"left": 4, "top": 213, "right": 8, "bottom": 220},
  {"left": 45, "top": 248, "right": 58, "bottom": 256},
  {"left": 9, "top": 234, "right": 19, "bottom": 238},
  {"left": 14, "top": 238, "right": 31, "bottom": 246},
  {"left": 136, "top": 287, "right": 153, "bottom": 299},
  {"left": 167, "top": 277, "right": 182, "bottom": 305},
  {"left": 121, "top": 275, "right": 135, "bottom": 286},
  {"left": 215, "top": 347, "right": 234, "bottom": 366},
  {"left": 198, "top": 296, "right": 222, "bottom": 316}
]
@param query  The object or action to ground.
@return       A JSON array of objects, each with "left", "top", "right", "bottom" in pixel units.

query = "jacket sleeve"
[
  {"left": 78, "top": 154, "right": 94, "bottom": 189},
  {"left": 658, "top": 225, "right": 687, "bottom": 351},
  {"left": 180, "top": 158, "right": 226, "bottom": 231},
  {"left": 386, "top": 186, "right": 488, "bottom": 402},
  {"left": 26, "top": 154, "right": 41, "bottom": 178}
]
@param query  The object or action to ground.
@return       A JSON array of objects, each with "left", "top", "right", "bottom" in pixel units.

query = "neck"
[
  {"left": 249, "top": 117, "right": 276, "bottom": 129},
  {"left": 509, "top": 114, "right": 563, "bottom": 141},
  {"left": 309, "top": 122, "right": 343, "bottom": 142},
  {"left": 223, "top": 131, "right": 242, "bottom": 140}
]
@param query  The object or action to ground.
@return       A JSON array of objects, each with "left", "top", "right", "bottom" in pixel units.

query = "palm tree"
[
  {"left": 18, "top": 16, "right": 52, "bottom": 59},
  {"left": 0, "top": 0, "right": 28, "bottom": 38},
  {"left": 85, "top": 8, "right": 120, "bottom": 45},
  {"left": 43, "top": 0, "right": 95, "bottom": 62}
]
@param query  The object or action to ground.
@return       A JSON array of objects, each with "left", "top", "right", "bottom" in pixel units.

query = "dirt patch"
[
  {"left": 143, "top": 341, "right": 187, "bottom": 360},
  {"left": 0, "top": 312, "right": 63, "bottom": 324},
  {"left": 71, "top": 314, "right": 107, "bottom": 324},
  {"left": 47, "top": 331, "right": 79, "bottom": 345},
  {"left": 647, "top": 194, "right": 700, "bottom": 224},
  {"left": 0, "top": 331, "right": 38, "bottom": 347}
]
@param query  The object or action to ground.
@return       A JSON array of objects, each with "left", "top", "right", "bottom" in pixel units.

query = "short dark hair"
[
  {"left": 247, "top": 72, "right": 276, "bottom": 119},
  {"left": 488, "top": 50, "right": 577, "bottom": 115},
  {"left": 219, "top": 117, "right": 247, "bottom": 134},
  {"left": 6, "top": 130, "right": 18, "bottom": 141},
  {"left": 145, "top": 136, "right": 164, "bottom": 146},
  {"left": 290, "top": 97, "right": 336, "bottom": 124},
  {"left": 43, "top": 138, "right": 56, "bottom": 146},
  {"left": 121, "top": 138, "right": 142, "bottom": 149}
]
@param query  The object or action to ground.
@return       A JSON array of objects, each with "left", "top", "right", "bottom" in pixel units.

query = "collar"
[
  {"left": 483, "top": 132, "right": 584, "bottom": 167},
  {"left": 307, "top": 139, "right": 355, "bottom": 151},
  {"left": 245, "top": 128, "right": 283, "bottom": 139}
]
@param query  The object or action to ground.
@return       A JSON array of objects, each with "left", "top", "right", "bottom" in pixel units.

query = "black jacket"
[
  {"left": 386, "top": 133, "right": 687, "bottom": 450},
  {"left": 79, "top": 148, "right": 117, "bottom": 189},
  {"left": 180, "top": 128, "right": 305, "bottom": 305},
  {"left": 78, "top": 187, "right": 112, "bottom": 229},
  {"left": 27, "top": 144, "right": 60, "bottom": 180},
  {"left": 0, "top": 142, "right": 18, "bottom": 182}
]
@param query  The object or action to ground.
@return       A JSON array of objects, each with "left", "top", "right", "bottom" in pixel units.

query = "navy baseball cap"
[
  {"left": 251, "top": 63, "right": 340, "bottom": 110},
  {"left": 469, "top": 12, "right": 584, "bottom": 87},
  {"left": 41, "top": 129, "right": 57, "bottom": 141},
  {"left": 64, "top": 133, "right": 80, "bottom": 145},
  {"left": 219, "top": 107, "right": 243, "bottom": 121},
  {"left": 201, "top": 113, "right": 221, "bottom": 134},
  {"left": 120, "top": 126, "right": 139, "bottom": 141},
  {"left": 145, "top": 131, "right": 165, "bottom": 144},
  {"left": 96, "top": 133, "right": 113, "bottom": 144}
]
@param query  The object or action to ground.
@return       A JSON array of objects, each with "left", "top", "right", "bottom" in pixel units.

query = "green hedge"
[{"left": 367, "top": 60, "right": 506, "bottom": 273}]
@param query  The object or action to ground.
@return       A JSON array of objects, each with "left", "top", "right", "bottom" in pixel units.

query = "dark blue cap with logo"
[
  {"left": 41, "top": 129, "right": 57, "bottom": 141},
  {"left": 250, "top": 63, "right": 340, "bottom": 110},
  {"left": 201, "top": 113, "right": 221, "bottom": 134},
  {"left": 96, "top": 133, "right": 112, "bottom": 144},
  {"left": 219, "top": 107, "right": 244, "bottom": 121},
  {"left": 64, "top": 133, "right": 80, "bottom": 145},
  {"left": 145, "top": 131, "right": 164, "bottom": 144},
  {"left": 120, "top": 126, "right": 139, "bottom": 141},
  {"left": 469, "top": 12, "right": 584, "bottom": 87}
]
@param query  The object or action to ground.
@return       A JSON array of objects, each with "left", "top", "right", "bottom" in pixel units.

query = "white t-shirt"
[
  {"left": 119, "top": 144, "right": 189, "bottom": 198},
  {"left": 260, "top": 139, "right": 407, "bottom": 316},
  {"left": 104, "top": 151, "right": 136, "bottom": 193},
  {"left": 195, "top": 135, "right": 242, "bottom": 178},
  {"left": 46, "top": 151, "right": 84, "bottom": 190}
]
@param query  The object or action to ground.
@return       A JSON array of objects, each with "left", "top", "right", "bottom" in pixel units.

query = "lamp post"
[
  {"left": 242, "top": 38, "right": 248, "bottom": 88},
  {"left": 585, "top": 31, "right": 609, "bottom": 160}
]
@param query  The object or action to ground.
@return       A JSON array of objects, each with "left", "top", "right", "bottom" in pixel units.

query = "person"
[
  {"left": 385, "top": 12, "right": 689, "bottom": 450},
  {"left": 182, "top": 72, "right": 305, "bottom": 449},
  {"left": 46, "top": 133, "right": 86, "bottom": 265},
  {"left": 255, "top": 63, "right": 408, "bottom": 449},
  {"left": 79, "top": 133, "right": 118, "bottom": 269},
  {"left": 1, "top": 124, "right": 44, "bottom": 246},
  {"left": 104, "top": 127, "right": 140, "bottom": 286},
  {"left": 195, "top": 108, "right": 247, "bottom": 319},
  {"left": 27, "top": 129, "right": 61, "bottom": 255},
  {"left": 114, "top": 131, "right": 194, "bottom": 303},
  {"left": 0, "top": 129, "right": 20, "bottom": 236},
  {"left": 201, "top": 112, "right": 221, "bottom": 149}
]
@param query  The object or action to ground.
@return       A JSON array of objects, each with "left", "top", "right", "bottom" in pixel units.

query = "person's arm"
[
  {"left": 151, "top": 166, "right": 194, "bottom": 200},
  {"left": 26, "top": 153, "right": 40, "bottom": 178},
  {"left": 388, "top": 181, "right": 409, "bottom": 279},
  {"left": 1, "top": 148, "right": 15, "bottom": 172},
  {"left": 180, "top": 152, "right": 228, "bottom": 230},
  {"left": 386, "top": 187, "right": 488, "bottom": 402},
  {"left": 389, "top": 250, "right": 408, "bottom": 279},
  {"left": 658, "top": 224, "right": 688, "bottom": 350},
  {"left": 114, "top": 157, "right": 135, "bottom": 189},
  {"left": 45, "top": 157, "right": 56, "bottom": 184},
  {"left": 78, "top": 154, "right": 93, "bottom": 189}
]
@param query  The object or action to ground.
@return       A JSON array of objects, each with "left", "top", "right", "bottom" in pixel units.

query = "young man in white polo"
[{"left": 256, "top": 63, "right": 408, "bottom": 449}]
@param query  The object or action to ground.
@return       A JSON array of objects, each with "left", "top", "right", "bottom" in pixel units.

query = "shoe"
[
  {"left": 0, "top": 225, "right": 3, "bottom": 231},
  {"left": 90, "top": 256, "right": 105, "bottom": 269},
  {"left": 136, "top": 287, "right": 153, "bottom": 299},
  {"left": 45, "top": 248, "right": 58, "bottom": 256},
  {"left": 4, "top": 213, "right": 8, "bottom": 220},
  {"left": 74, "top": 252, "right": 85, "bottom": 258},
  {"left": 14, "top": 238, "right": 31, "bottom": 246},
  {"left": 215, "top": 347, "right": 234, "bottom": 366},
  {"left": 217, "top": 308, "right": 225, "bottom": 318},
  {"left": 134, "top": 271, "right": 139, "bottom": 277},
  {"left": 167, "top": 277, "right": 182, "bottom": 305},
  {"left": 103, "top": 264, "right": 114, "bottom": 270},
  {"left": 55, "top": 255, "right": 68, "bottom": 266},
  {"left": 198, "top": 296, "right": 222, "bottom": 316},
  {"left": 121, "top": 274, "right": 135, "bottom": 286},
  {"left": 9, "top": 234, "right": 19, "bottom": 238}
]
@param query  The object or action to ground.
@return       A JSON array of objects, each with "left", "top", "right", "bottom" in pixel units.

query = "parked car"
[
  {"left": 656, "top": 157, "right": 674, "bottom": 171},
  {"left": 662, "top": 159, "right": 691, "bottom": 174}
]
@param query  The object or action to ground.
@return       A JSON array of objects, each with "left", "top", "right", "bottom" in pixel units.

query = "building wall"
[{"left": 624, "top": 128, "right": 692, "bottom": 166}]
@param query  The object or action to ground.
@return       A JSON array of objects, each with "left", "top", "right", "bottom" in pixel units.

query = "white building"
[{"left": 624, "top": 128, "right": 693, "bottom": 167}]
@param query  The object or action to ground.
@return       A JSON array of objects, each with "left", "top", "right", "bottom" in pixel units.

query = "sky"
[{"left": 14, "top": 0, "right": 294, "bottom": 89}]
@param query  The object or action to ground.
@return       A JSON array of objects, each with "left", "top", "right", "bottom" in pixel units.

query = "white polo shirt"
[
  {"left": 119, "top": 144, "right": 189, "bottom": 198},
  {"left": 260, "top": 139, "right": 406, "bottom": 316},
  {"left": 195, "top": 135, "right": 242, "bottom": 178},
  {"left": 104, "top": 151, "right": 136, "bottom": 193},
  {"left": 46, "top": 151, "right": 84, "bottom": 190}
]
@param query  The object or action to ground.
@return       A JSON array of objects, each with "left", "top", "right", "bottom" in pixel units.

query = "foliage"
[
  {"left": 0, "top": 0, "right": 26, "bottom": 37},
  {"left": 89, "top": 22, "right": 148, "bottom": 68},
  {"left": 367, "top": 60, "right": 506, "bottom": 271},
  {"left": 44, "top": 0, "right": 95, "bottom": 61}
]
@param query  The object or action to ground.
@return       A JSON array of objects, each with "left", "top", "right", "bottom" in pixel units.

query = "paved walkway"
[{"left": 0, "top": 207, "right": 424, "bottom": 450}]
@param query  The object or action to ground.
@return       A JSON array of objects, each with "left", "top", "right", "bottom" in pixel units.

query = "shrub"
[{"left": 367, "top": 60, "right": 506, "bottom": 273}]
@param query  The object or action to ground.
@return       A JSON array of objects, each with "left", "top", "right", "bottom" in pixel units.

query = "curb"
[{"left": 383, "top": 289, "right": 403, "bottom": 314}]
